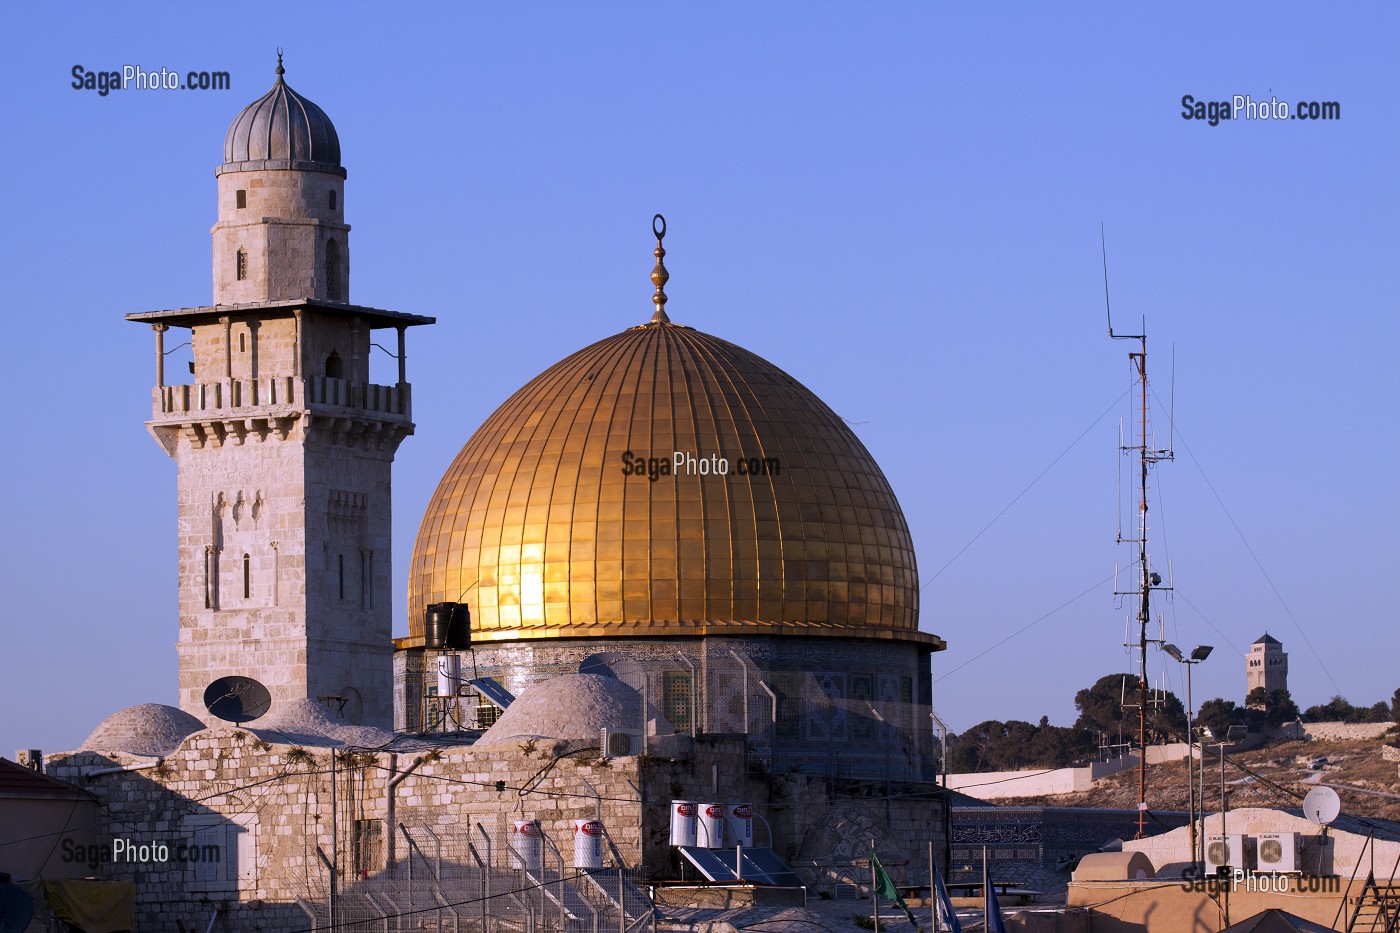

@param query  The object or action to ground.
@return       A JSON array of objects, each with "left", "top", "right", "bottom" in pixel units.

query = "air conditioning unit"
[
  {"left": 1254, "top": 833, "right": 1300, "bottom": 873},
  {"left": 1205, "top": 834, "right": 1254, "bottom": 874},
  {"left": 600, "top": 728, "right": 644, "bottom": 759}
]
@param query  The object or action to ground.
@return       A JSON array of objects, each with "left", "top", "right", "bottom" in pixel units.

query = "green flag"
[{"left": 870, "top": 847, "right": 918, "bottom": 927}]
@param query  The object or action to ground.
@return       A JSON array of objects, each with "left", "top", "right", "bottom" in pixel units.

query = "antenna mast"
[{"left": 1103, "top": 230, "right": 1174, "bottom": 838}]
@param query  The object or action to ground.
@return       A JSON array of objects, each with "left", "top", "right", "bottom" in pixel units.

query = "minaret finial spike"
[
  {"left": 275, "top": 48, "right": 285, "bottom": 78},
  {"left": 649, "top": 213, "right": 670, "bottom": 324}
]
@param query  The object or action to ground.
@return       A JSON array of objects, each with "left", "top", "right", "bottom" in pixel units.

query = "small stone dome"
[
  {"left": 474, "top": 674, "right": 670, "bottom": 752},
  {"left": 222, "top": 56, "right": 341, "bottom": 170},
  {"left": 248, "top": 698, "right": 393, "bottom": 748},
  {"left": 81, "top": 704, "right": 205, "bottom": 757}
]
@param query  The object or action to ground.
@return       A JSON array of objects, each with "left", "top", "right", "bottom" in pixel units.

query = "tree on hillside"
[
  {"left": 945, "top": 718, "right": 1096, "bottom": 774},
  {"left": 1196, "top": 697, "right": 1245, "bottom": 738},
  {"left": 1303, "top": 694, "right": 1392, "bottom": 724},
  {"left": 1246, "top": 687, "right": 1300, "bottom": 726},
  {"left": 1074, "top": 673, "right": 1187, "bottom": 746},
  {"left": 1392, "top": 687, "right": 1400, "bottom": 724}
]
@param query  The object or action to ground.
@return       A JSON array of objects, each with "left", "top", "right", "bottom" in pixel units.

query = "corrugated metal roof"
[{"left": 0, "top": 758, "right": 92, "bottom": 801}]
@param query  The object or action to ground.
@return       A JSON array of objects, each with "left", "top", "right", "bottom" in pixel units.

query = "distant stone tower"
[
  {"left": 128, "top": 58, "right": 433, "bottom": 728},
  {"left": 1246, "top": 632, "right": 1288, "bottom": 699}
]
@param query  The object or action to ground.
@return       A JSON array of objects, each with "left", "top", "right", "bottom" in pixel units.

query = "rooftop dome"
[
  {"left": 81, "top": 703, "right": 204, "bottom": 757},
  {"left": 473, "top": 674, "right": 669, "bottom": 752},
  {"left": 221, "top": 55, "right": 341, "bottom": 172},
  {"left": 409, "top": 318, "right": 936, "bottom": 647}
]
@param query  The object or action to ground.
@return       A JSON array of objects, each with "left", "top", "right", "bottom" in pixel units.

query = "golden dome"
[{"left": 408, "top": 319, "right": 940, "bottom": 648}]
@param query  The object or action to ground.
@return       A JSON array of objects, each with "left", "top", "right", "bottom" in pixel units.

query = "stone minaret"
[
  {"left": 128, "top": 58, "right": 433, "bottom": 728},
  {"left": 1246, "top": 632, "right": 1288, "bottom": 699}
]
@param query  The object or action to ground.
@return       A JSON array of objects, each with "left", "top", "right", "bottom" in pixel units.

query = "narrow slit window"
[
  {"left": 236, "top": 249, "right": 247, "bottom": 281},
  {"left": 338, "top": 554, "right": 345, "bottom": 601},
  {"left": 242, "top": 554, "right": 251, "bottom": 599},
  {"left": 325, "top": 239, "right": 341, "bottom": 301},
  {"left": 329, "top": 190, "right": 337, "bottom": 210},
  {"left": 239, "top": 332, "right": 246, "bottom": 353},
  {"left": 236, "top": 189, "right": 246, "bottom": 209}
]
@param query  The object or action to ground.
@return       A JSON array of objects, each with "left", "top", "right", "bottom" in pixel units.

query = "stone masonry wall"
[{"left": 47, "top": 729, "right": 950, "bottom": 930}]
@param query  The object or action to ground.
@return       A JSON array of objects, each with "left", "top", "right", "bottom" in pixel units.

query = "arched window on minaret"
[
  {"left": 236, "top": 248, "right": 247, "bottom": 281},
  {"left": 325, "top": 351, "right": 344, "bottom": 379},
  {"left": 325, "top": 238, "right": 341, "bottom": 301},
  {"left": 243, "top": 554, "right": 251, "bottom": 599}
]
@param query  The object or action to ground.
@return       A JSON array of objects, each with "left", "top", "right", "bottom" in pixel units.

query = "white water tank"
[
  {"left": 510, "top": 819, "right": 543, "bottom": 871},
  {"left": 699, "top": 803, "right": 726, "bottom": 849},
  {"left": 436, "top": 654, "right": 462, "bottom": 696},
  {"left": 725, "top": 803, "right": 754, "bottom": 848},
  {"left": 670, "top": 800, "right": 698, "bottom": 847},
  {"left": 574, "top": 819, "right": 604, "bottom": 869}
]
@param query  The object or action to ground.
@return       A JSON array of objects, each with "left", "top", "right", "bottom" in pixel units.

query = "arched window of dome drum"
[
  {"left": 242, "top": 554, "right": 251, "bottom": 599},
  {"left": 236, "top": 189, "right": 246, "bottom": 209},
  {"left": 325, "top": 351, "right": 344, "bottom": 379},
  {"left": 236, "top": 249, "right": 247, "bottom": 281},
  {"left": 325, "top": 239, "right": 341, "bottom": 301}
]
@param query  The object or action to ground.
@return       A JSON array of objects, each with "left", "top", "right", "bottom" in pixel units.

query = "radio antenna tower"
[{"left": 1103, "top": 228, "right": 1174, "bottom": 838}]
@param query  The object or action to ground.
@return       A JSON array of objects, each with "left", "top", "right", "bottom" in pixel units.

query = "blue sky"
[{"left": 2, "top": 4, "right": 1397, "bottom": 757}]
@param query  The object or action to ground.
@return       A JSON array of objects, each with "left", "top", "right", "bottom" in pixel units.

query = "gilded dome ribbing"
[{"left": 408, "top": 320, "right": 937, "bottom": 647}]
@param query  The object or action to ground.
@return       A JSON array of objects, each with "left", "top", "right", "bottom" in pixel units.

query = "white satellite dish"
[{"left": 1303, "top": 785, "right": 1341, "bottom": 826}]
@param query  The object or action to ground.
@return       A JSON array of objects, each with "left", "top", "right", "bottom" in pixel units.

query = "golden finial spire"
[{"left": 649, "top": 213, "right": 670, "bottom": 324}]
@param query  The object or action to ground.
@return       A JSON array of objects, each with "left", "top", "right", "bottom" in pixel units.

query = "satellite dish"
[
  {"left": 0, "top": 883, "right": 34, "bottom": 933},
  {"left": 1303, "top": 786, "right": 1341, "bottom": 826},
  {"left": 203, "top": 676, "right": 273, "bottom": 723}
]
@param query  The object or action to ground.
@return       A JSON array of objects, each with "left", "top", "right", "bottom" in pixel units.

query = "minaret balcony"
[{"left": 151, "top": 376, "right": 412, "bottom": 424}]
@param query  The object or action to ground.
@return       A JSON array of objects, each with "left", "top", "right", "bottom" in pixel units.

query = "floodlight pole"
[
  {"left": 1184, "top": 658, "right": 1196, "bottom": 868},
  {"left": 1163, "top": 645, "right": 1211, "bottom": 870}
]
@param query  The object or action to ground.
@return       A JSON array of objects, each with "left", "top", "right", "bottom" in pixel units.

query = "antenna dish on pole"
[
  {"left": 203, "top": 675, "right": 273, "bottom": 723},
  {"left": 0, "top": 882, "right": 35, "bottom": 933},
  {"left": 1303, "top": 786, "right": 1341, "bottom": 826}
]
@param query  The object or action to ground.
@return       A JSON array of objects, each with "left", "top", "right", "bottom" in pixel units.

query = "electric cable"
[
  {"left": 1151, "top": 387, "right": 1341, "bottom": 696},
  {"left": 923, "top": 387, "right": 1132, "bottom": 590}
]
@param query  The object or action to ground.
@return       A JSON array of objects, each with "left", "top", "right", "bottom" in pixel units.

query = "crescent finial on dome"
[{"left": 649, "top": 213, "right": 671, "bottom": 324}]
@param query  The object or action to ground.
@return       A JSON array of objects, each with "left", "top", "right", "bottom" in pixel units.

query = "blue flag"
[
  {"left": 931, "top": 860, "right": 962, "bottom": 933},
  {"left": 984, "top": 876, "right": 1006, "bottom": 933}
]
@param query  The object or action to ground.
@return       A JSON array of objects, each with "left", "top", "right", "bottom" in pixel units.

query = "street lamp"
[
  {"left": 1200, "top": 723, "right": 1248, "bottom": 928},
  {"left": 1162, "top": 643, "right": 1213, "bottom": 870},
  {"left": 1199, "top": 724, "right": 1248, "bottom": 867}
]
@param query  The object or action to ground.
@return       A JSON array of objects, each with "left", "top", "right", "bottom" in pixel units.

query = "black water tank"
[
  {"left": 425, "top": 602, "right": 472, "bottom": 650},
  {"left": 447, "top": 603, "right": 472, "bottom": 649},
  {"left": 425, "top": 603, "right": 453, "bottom": 649}
]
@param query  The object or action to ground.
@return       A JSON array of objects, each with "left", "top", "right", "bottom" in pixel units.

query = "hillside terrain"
[{"left": 999, "top": 735, "right": 1400, "bottom": 822}]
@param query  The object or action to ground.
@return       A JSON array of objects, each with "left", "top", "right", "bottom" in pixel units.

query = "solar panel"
[
  {"left": 469, "top": 677, "right": 516, "bottom": 710},
  {"left": 742, "top": 848, "right": 804, "bottom": 887},
  {"left": 679, "top": 846, "right": 741, "bottom": 883},
  {"left": 677, "top": 847, "right": 802, "bottom": 887}
]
